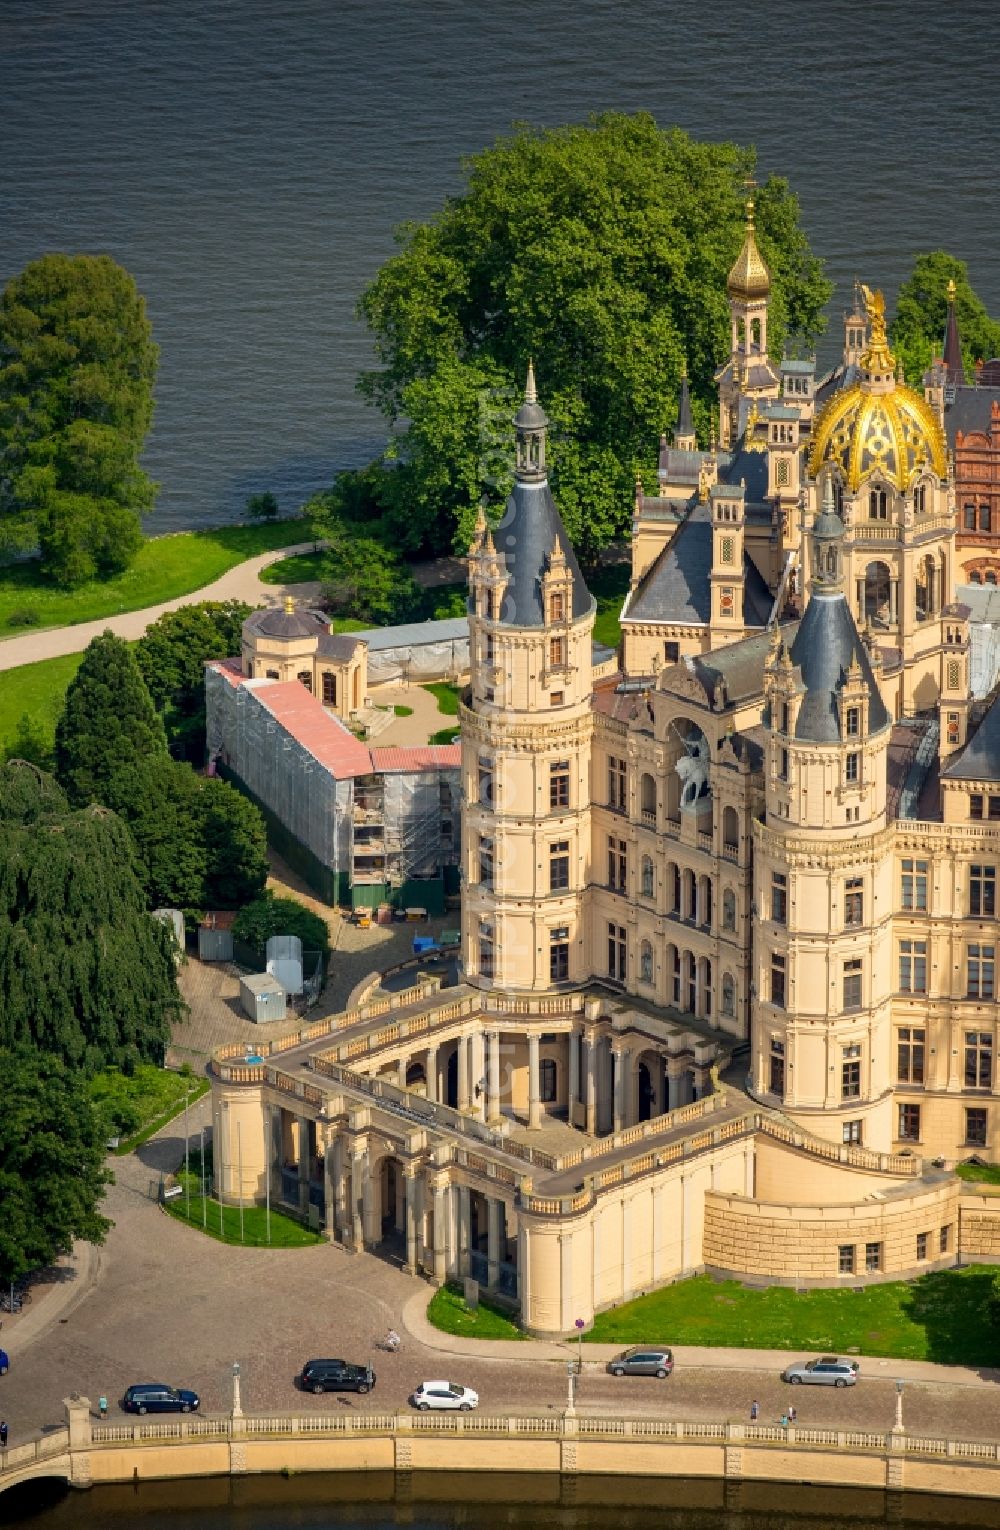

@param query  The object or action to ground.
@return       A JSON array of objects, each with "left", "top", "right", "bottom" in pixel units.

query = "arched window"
[
  {"left": 988, "top": 571, "right": 998, "bottom": 586},
  {"left": 970, "top": 570, "right": 982, "bottom": 585},
  {"left": 640, "top": 940, "right": 653, "bottom": 984},
  {"left": 266, "top": 669, "right": 279, "bottom": 680},
  {"left": 641, "top": 855, "right": 654, "bottom": 900},
  {"left": 722, "top": 889, "right": 736, "bottom": 932},
  {"left": 540, "top": 1059, "right": 557, "bottom": 1102},
  {"left": 721, "top": 972, "right": 736, "bottom": 1016},
  {"left": 913, "top": 483, "right": 926, "bottom": 515},
  {"left": 640, "top": 772, "right": 656, "bottom": 818},
  {"left": 723, "top": 805, "right": 739, "bottom": 850},
  {"left": 869, "top": 487, "right": 888, "bottom": 520}
]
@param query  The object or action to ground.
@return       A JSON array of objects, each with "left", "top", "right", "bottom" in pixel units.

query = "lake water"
[
  {"left": 3, "top": 1, "right": 998, "bottom": 537},
  {"left": 2, "top": 1472, "right": 999, "bottom": 1530}
]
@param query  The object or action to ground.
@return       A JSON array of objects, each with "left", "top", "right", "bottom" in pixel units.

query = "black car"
[
  {"left": 121, "top": 1383, "right": 200, "bottom": 1415},
  {"left": 300, "top": 1358, "right": 374, "bottom": 1394}
]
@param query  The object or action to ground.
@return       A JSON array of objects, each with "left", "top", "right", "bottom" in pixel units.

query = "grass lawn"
[
  {"left": 588, "top": 561, "right": 630, "bottom": 651},
  {"left": 426, "top": 1282, "right": 527, "bottom": 1341},
  {"left": 165, "top": 1194, "right": 323, "bottom": 1247},
  {"left": 429, "top": 726, "right": 460, "bottom": 746},
  {"left": 422, "top": 681, "right": 461, "bottom": 715},
  {"left": 583, "top": 1270, "right": 1000, "bottom": 1367},
  {"left": 0, "top": 518, "right": 311, "bottom": 638},
  {"left": 0, "top": 650, "right": 85, "bottom": 754},
  {"left": 956, "top": 1161, "right": 1000, "bottom": 1186},
  {"left": 257, "top": 549, "right": 331, "bottom": 585},
  {"left": 88, "top": 1064, "right": 209, "bottom": 1155}
]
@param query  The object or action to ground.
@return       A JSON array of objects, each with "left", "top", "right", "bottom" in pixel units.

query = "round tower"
[
  {"left": 461, "top": 366, "right": 596, "bottom": 992},
  {"left": 751, "top": 479, "right": 896, "bottom": 1150}
]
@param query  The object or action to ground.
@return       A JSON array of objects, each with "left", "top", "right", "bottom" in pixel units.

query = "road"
[{"left": 2, "top": 1101, "right": 999, "bottom": 1448}]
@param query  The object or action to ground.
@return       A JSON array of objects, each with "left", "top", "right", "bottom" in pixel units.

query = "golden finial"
[
  {"left": 947, "top": 278, "right": 957, "bottom": 303},
  {"left": 697, "top": 461, "right": 710, "bottom": 503},
  {"left": 524, "top": 359, "right": 537, "bottom": 405},
  {"left": 283, "top": 594, "right": 295, "bottom": 615},
  {"left": 727, "top": 176, "right": 770, "bottom": 301},
  {"left": 858, "top": 283, "right": 896, "bottom": 374}
]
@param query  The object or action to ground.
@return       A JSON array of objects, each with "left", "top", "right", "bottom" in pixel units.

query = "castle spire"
[
  {"left": 514, "top": 361, "right": 548, "bottom": 483},
  {"left": 674, "top": 362, "right": 696, "bottom": 450},
  {"left": 943, "top": 277, "right": 964, "bottom": 385}
]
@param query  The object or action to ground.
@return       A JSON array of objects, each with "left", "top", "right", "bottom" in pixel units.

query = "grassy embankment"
[
  {"left": 88, "top": 1064, "right": 211, "bottom": 1156},
  {"left": 166, "top": 1147, "right": 323, "bottom": 1248}
]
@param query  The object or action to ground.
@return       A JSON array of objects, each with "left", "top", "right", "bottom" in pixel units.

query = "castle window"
[
  {"left": 838, "top": 1244, "right": 855, "bottom": 1274},
  {"left": 540, "top": 1059, "right": 557, "bottom": 1102},
  {"left": 640, "top": 772, "right": 656, "bottom": 820},
  {"left": 898, "top": 1104, "right": 921, "bottom": 1142},
  {"left": 608, "top": 756, "right": 627, "bottom": 812},
  {"left": 970, "top": 793, "right": 984, "bottom": 819},
  {"left": 770, "top": 872, "right": 787, "bottom": 925},
  {"left": 550, "top": 928, "right": 569, "bottom": 983},
  {"left": 869, "top": 487, "right": 888, "bottom": 519},
  {"left": 967, "top": 944, "right": 995, "bottom": 999},
  {"left": 607, "top": 923, "right": 627, "bottom": 983},
  {"left": 770, "top": 953, "right": 786, "bottom": 1009},
  {"left": 550, "top": 591, "right": 565, "bottom": 623},
  {"left": 970, "top": 864, "right": 996, "bottom": 917},
  {"left": 549, "top": 691, "right": 564, "bottom": 707},
  {"left": 266, "top": 669, "right": 279, "bottom": 680},
  {"left": 965, "top": 1108, "right": 988, "bottom": 1147},
  {"left": 914, "top": 485, "right": 926, "bottom": 515},
  {"left": 846, "top": 706, "right": 860, "bottom": 738},
  {"left": 842, "top": 964, "right": 863, "bottom": 1015},
  {"left": 964, "top": 503, "right": 977, "bottom": 531},
  {"left": 722, "top": 889, "right": 736, "bottom": 931},
  {"left": 845, "top": 751, "right": 859, "bottom": 784},
  {"left": 845, "top": 877, "right": 864, "bottom": 927},
  {"left": 485, "top": 590, "right": 494, "bottom": 620},
  {"left": 478, "top": 757, "right": 494, "bottom": 806},
  {"left": 940, "top": 1224, "right": 952, "bottom": 1254},
  {"left": 776, "top": 458, "right": 790, "bottom": 488},
  {"left": 549, "top": 841, "right": 570, "bottom": 893},
  {"left": 980, "top": 506, "right": 992, "bottom": 533},
  {"left": 639, "top": 940, "right": 653, "bottom": 984},
  {"left": 897, "top": 1026, "right": 925, "bottom": 1084},
  {"left": 549, "top": 760, "right": 570, "bottom": 810},
  {"left": 778, "top": 746, "right": 789, "bottom": 782},
  {"left": 549, "top": 636, "right": 565, "bottom": 667},
  {"left": 721, "top": 972, "right": 735, "bottom": 1016},
  {"left": 965, "top": 1031, "right": 993, "bottom": 1089},
  {"left": 478, "top": 836, "right": 494, "bottom": 891},
  {"left": 607, "top": 836, "right": 627, "bottom": 892},
  {"left": 988, "top": 570, "right": 998, "bottom": 586},
  {"left": 916, "top": 1231, "right": 929, "bottom": 1261},
  {"left": 296, "top": 670, "right": 312, "bottom": 692},
  {"left": 664, "top": 641, "right": 680, "bottom": 663},
  {"left": 899, "top": 942, "right": 927, "bottom": 995},
  {"left": 641, "top": 855, "right": 654, "bottom": 900},
  {"left": 780, "top": 701, "right": 790, "bottom": 734},
  {"left": 865, "top": 1242, "right": 883, "bottom": 1273},
  {"left": 948, "top": 659, "right": 961, "bottom": 691},
  {"left": 322, "top": 672, "right": 337, "bottom": 706},
  {"left": 991, "top": 796, "right": 1000, "bottom": 820},
  {"left": 843, "top": 1121, "right": 862, "bottom": 1146},
  {"left": 478, "top": 922, "right": 494, "bottom": 979},
  {"left": 769, "top": 1038, "right": 785, "bottom": 1097},
  {"left": 721, "top": 535, "right": 734, "bottom": 565}
]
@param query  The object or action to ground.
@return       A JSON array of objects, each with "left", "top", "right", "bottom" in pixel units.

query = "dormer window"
[
  {"left": 869, "top": 487, "right": 888, "bottom": 520},
  {"left": 846, "top": 706, "right": 860, "bottom": 738},
  {"left": 550, "top": 591, "right": 565, "bottom": 623},
  {"left": 485, "top": 589, "right": 495, "bottom": 620}
]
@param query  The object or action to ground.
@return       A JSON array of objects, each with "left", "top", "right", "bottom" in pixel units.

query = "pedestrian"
[
  {"left": 750, "top": 1399, "right": 759, "bottom": 1422},
  {"left": 99, "top": 1395, "right": 108, "bottom": 1420},
  {"left": 780, "top": 1413, "right": 788, "bottom": 1429},
  {"left": 788, "top": 1405, "right": 796, "bottom": 1425},
  {"left": 0, "top": 1420, "right": 8, "bottom": 1450}
]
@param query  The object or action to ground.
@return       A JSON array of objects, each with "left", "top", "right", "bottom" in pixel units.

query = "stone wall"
[{"left": 959, "top": 1189, "right": 1000, "bottom": 1261}]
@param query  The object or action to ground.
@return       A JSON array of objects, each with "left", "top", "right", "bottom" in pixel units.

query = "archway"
[
  {"left": 637, "top": 1061, "right": 654, "bottom": 1122},
  {"left": 378, "top": 1155, "right": 406, "bottom": 1244},
  {"left": 446, "top": 1047, "right": 458, "bottom": 1108},
  {"left": 863, "top": 561, "right": 891, "bottom": 627}
]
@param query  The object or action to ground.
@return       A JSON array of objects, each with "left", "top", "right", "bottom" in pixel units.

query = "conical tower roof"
[
  {"left": 727, "top": 198, "right": 771, "bottom": 301},
  {"left": 675, "top": 365, "right": 694, "bottom": 441},
  {"left": 943, "top": 278, "right": 964, "bottom": 385}
]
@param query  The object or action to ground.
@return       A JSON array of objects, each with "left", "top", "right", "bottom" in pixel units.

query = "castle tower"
[
  {"left": 709, "top": 479, "right": 746, "bottom": 644},
  {"left": 842, "top": 290, "right": 867, "bottom": 369},
  {"left": 942, "top": 278, "right": 964, "bottom": 386},
  {"left": 752, "top": 478, "right": 896, "bottom": 1149},
  {"left": 716, "top": 197, "right": 780, "bottom": 448},
  {"left": 462, "top": 365, "right": 596, "bottom": 993}
]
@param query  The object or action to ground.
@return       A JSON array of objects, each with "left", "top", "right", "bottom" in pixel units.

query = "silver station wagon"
[
  {"left": 607, "top": 1346, "right": 674, "bottom": 1378},
  {"left": 781, "top": 1357, "right": 859, "bottom": 1387}
]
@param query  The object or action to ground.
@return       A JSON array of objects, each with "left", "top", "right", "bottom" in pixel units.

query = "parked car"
[
  {"left": 121, "top": 1383, "right": 200, "bottom": 1414},
  {"left": 411, "top": 1380, "right": 479, "bottom": 1411},
  {"left": 300, "top": 1358, "right": 374, "bottom": 1394},
  {"left": 0, "top": 1348, "right": 9, "bottom": 1376},
  {"left": 781, "top": 1358, "right": 858, "bottom": 1387},
  {"left": 607, "top": 1346, "right": 674, "bottom": 1379}
]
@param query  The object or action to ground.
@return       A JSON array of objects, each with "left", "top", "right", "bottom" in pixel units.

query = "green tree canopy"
[
  {"left": 105, "top": 754, "right": 268, "bottom": 914},
  {"left": 135, "top": 599, "right": 250, "bottom": 758},
  {"left": 0, "top": 1044, "right": 114, "bottom": 1284},
  {"left": 356, "top": 114, "right": 831, "bottom": 560},
  {"left": 232, "top": 889, "right": 331, "bottom": 959},
  {"left": 55, "top": 630, "right": 166, "bottom": 806},
  {"left": 0, "top": 252, "right": 159, "bottom": 585},
  {"left": 0, "top": 762, "right": 183, "bottom": 1069},
  {"left": 890, "top": 251, "right": 1000, "bottom": 385}
]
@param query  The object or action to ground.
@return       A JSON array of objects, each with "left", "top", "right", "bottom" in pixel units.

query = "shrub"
[{"left": 6, "top": 606, "right": 41, "bottom": 628}]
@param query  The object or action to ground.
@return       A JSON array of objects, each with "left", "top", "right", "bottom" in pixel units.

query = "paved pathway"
[{"left": 3, "top": 1105, "right": 1000, "bottom": 1452}]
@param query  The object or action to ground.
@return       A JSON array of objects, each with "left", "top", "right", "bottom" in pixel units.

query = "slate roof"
[
  {"left": 945, "top": 386, "right": 1000, "bottom": 446},
  {"left": 658, "top": 446, "right": 710, "bottom": 485},
  {"left": 788, "top": 592, "right": 890, "bottom": 743},
  {"left": 717, "top": 445, "right": 771, "bottom": 506},
  {"left": 245, "top": 604, "right": 327, "bottom": 640},
  {"left": 623, "top": 500, "right": 772, "bottom": 628},
  {"left": 492, "top": 478, "right": 593, "bottom": 628},
  {"left": 814, "top": 361, "right": 859, "bottom": 407},
  {"left": 343, "top": 617, "right": 469, "bottom": 651},
  {"left": 942, "top": 692, "right": 1000, "bottom": 781},
  {"left": 690, "top": 622, "right": 800, "bottom": 708},
  {"left": 316, "top": 631, "right": 366, "bottom": 660},
  {"left": 780, "top": 359, "right": 815, "bottom": 375}
]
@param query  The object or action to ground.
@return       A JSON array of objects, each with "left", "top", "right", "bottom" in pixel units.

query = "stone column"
[
  {"left": 396, "top": 1057, "right": 407, "bottom": 1089},
  {"left": 584, "top": 1032, "right": 597, "bottom": 1136},
  {"left": 426, "top": 1044, "right": 439, "bottom": 1103},
  {"left": 488, "top": 1028, "right": 502, "bottom": 1122},
  {"left": 334, "top": 1135, "right": 349, "bottom": 1242},
  {"left": 362, "top": 1155, "right": 378, "bottom": 1243},
  {"left": 351, "top": 1147, "right": 366, "bottom": 1250},
  {"left": 457, "top": 1033, "right": 470, "bottom": 1112},
  {"left": 653, "top": 1056, "right": 666, "bottom": 1116},
  {"left": 404, "top": 1169, "right": 419, "bottom": 1274},
  {"left": 487, "top": 1196, "right": 503, "bottom": 1288},
  {"left": 856, "top": 577, "right": 865, "bottom": 619},
  {"left": 297, "top": 1115, "right": 311, "bottom": 1214},
  {"left": 889, "top": 578, "right": 898, "bottom": 625},
  {"left": 458, "top": 1184, "right": 471, "bottom": 1277},
  {"left": 528, "top": 1033, "right": 542, "bottom": 1129},
  {"left": 612, "top": 1046, "right": 626, "bottom": 1134},
  {"left": 470, "top": 1029, "right": 486, "bottom": 1120},
  {"left": 929, "top": 563, "right": 938, "bottom": 613},
  {"left": 667, "top": 1068, "right": 682, "bottom": 1113},
  {"left": 324, "top": 1138, "right": 336, "bottom": 1240},
  {"left": 432, "top": 1179, "right": 448, "bottom": 1284},
  {"left": 568, "top": 1026, "right": 580, "bottom": 1123}
]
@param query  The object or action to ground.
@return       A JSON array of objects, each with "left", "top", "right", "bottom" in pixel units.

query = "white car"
[{"left": 412, "top": 1379, "right": 479, "bottom": 1412}]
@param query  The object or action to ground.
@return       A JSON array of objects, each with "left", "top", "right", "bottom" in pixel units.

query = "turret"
[{"left": 674, "top": 363, "right": 696, "bottom": 451}]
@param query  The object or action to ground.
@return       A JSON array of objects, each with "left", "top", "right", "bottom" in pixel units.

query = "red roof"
[
  {"left": 371, "top": 744, "right": 461, "bottom": 773},
  {"left": 209, "top": 657, "right": 245, "bottom": 687},
  {"left": 251, "top": 682, "right": 374, "bottom": 779}
]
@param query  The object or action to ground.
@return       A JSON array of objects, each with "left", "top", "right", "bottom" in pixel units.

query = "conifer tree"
[{"left": 55, "top": 630, "right": 166, "bottom": 806}]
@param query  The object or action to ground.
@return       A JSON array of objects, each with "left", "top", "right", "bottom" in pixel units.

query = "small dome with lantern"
[{"left": 808, "top": 284, "right": 946, "bottom": 490}]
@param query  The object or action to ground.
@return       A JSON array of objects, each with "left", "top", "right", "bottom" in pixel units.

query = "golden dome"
[
  {"left": 808, "top": 284, "right": 947, "bottom": 490},
  {"left": 727, "top": 199, "right": 771, "bottom": 301}
]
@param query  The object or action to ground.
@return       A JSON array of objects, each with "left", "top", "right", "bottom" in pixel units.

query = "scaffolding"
[{"left": 350, "top": 766, "right": 460, "bottom": 896}]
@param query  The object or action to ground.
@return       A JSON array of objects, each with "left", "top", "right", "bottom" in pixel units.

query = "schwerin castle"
[{"left": 211, "top": 206, "right": 1000, "bottom": 1334}]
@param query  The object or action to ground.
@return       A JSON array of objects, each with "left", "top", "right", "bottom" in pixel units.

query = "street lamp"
[
  {"left": 565, "top": 1360, "right": 576, "bottom": 1417},
  {"left": 574, "top": 1317, "right": 585, "bottom": 1373},
  {"left": 232, "top": 1361, "right": 242, "bottom": 1418},
  {"left": 893, "top": 1378, "right": 904, "bottom": 1435}
]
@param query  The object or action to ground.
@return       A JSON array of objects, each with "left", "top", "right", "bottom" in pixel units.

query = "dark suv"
[
  {"left": 121, "top": 1383, "right": 200, "bottom": 1414},
  {"left": 607, "top": 1346, "right": 674, "bottom": 1379},
  {"left": 300, "top": 1358, "right": 374, "bottom": 1394}
]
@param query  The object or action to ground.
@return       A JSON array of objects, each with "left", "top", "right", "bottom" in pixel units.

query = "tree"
[
  {"left": 135, "top": 599, "right": 250, "bottom": 758},
  {"left": 233, "top": 889, "right": 331, "bottom": 959},
  {"left": 105, "top": 755, "right": 268, "bottom": 913},
  {"left": 356, "top": 114, "right": 831, "bottom": 559},
  {"left": 303, "top": 500, "right": 421, "bottom": 624},
  {"left": 0, "top": 253, "right": 159, "bottom": 584},
  {"left": 890, "top": 251, "right": 1000, "bottom": 385},
  {"left": 55, "top": 630, "right": 166, "bottom": 805},
  {"left": 0, "top": 761, "right": 183, "bottom": 1069},
  {"left": 245, "top": 491, "right": 279, "bottom": 519},
  {"left": 3, "top": 711, "right": 55, "bottom": 772},
  {"left": 0, "top": 1044, "right": 113, "bottom": 1285}
]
